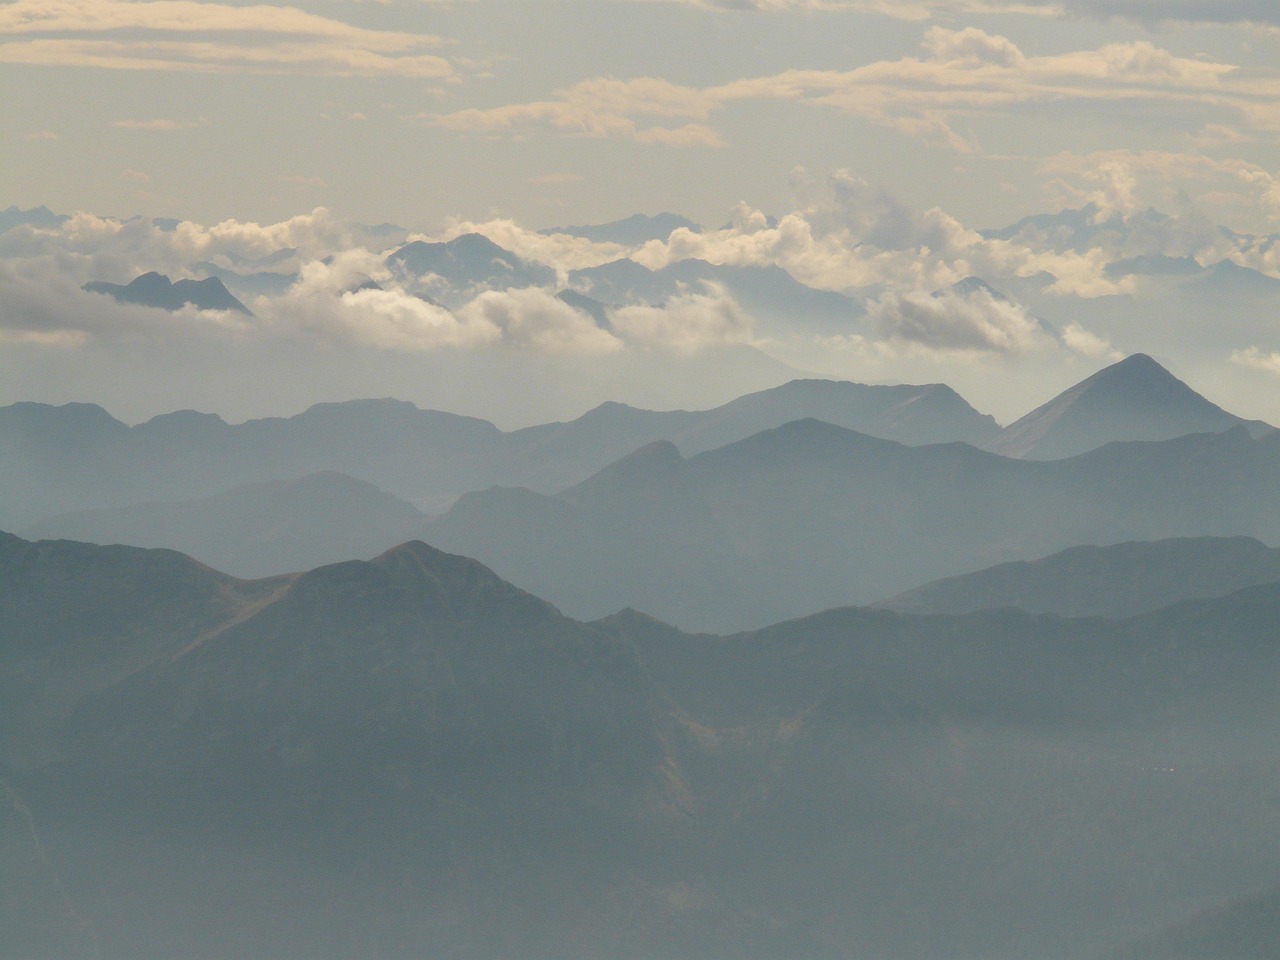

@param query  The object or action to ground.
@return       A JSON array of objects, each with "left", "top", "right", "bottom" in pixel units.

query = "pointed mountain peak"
[{"left": 985, "top": 353, "right": 1250, "bottom": 460}]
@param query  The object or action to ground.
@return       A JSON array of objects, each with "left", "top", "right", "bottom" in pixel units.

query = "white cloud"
[
  {"left": 0, "top": 0, "right": 453, "bottom": 77},
  {"left": 431, "top": 76, "right": 724, "bottom": 148},
  {"left": 866, "top": 285, "right": 1047, "bottom": 354},
  {"left": 1060, "top": 321, "right": 1122, "bottom": 359},
  {"left": 1042, "top": 150, "right": 1280, "bottom": 223},
  {"left": 267, "top": 285, "right": 498, "bottom": 352},
  {"left": 455, "top": 287, "right": 621, "bottom": 354},
  {"left": 647, "top": 0, "right": 1060, "bottom": 17},
  {"left": 611, "top": 285, "right": 755, "bottom": 352},
  {"left": 431, "top": 30, "right": 1267, "bottom": 156},
  {"left": 0, "top": 207, "right": 374, "bottom": 281},
  {"left": 1230, "top": 345, "right": 1280, "bottom": 375}
]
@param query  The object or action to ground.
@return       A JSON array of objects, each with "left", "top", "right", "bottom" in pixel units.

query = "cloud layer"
[{"left": 0, "top": 0, "right": 452, "bottom": 76}]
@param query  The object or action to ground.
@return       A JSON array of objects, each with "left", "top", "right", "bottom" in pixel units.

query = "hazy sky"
[
  {"left": 6, "top": 0, "right": 1280, "bottom": 231},
  {"left": 5, "top": 0, "right": 1280, "bottom": 427}
]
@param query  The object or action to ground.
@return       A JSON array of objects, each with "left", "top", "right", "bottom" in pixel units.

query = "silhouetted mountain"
[
  {"left": 83, "top": 271, "right": 251, "bottom": 314},
  {"left": 541, "top": 212, "right": 701, "bottom": 245},
  {"left": 433, "top": 420, "right": 1280, "bottom": 630},
  {"left": 879, "top": 536, "right": 1280, "bottom": 618},
  {"left": 385, "top": 233, "right": 555, "bottom": 306},
  {"left": 10, "top": 533, "right": 1280, "bottom": 959},
  {"left": 24, "top": 471, "right": 432, "bottom": 578},
  {"left": 0, "top": 204, "right": 67, "bottom": 233},
  {"left": 985, "top": 353, "right": 1265, "bottom": 460}
]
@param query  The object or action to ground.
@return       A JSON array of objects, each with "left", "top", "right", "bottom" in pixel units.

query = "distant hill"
[
  {"left": 24, "top": 471, "right": 432, "bottom": 578},
  {"left": 83, "top": 271, "right": 251, "bottom": 314},
  {"left": 984, "top": 353, "right": 1267, "bottom": 460},
  {"left": 879, "top": 536, "right": 1280, "bottom": 618},
  {"left": 540, "top": 212, "right": 701, "bottom": 245}
]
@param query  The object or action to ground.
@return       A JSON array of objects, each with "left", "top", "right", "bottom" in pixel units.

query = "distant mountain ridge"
[
  {"left": 431, "top": 419, "right": 1280, "bottom": 630},
  {"left": 0, "top": 378, "right": 998, "bottom": 530}
]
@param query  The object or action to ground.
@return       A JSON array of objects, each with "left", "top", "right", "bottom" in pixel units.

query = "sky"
[{"left": 5, "top": 0, "right": 1280, "bottom": 427}]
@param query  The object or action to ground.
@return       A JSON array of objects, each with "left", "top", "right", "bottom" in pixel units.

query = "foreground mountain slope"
[
  {"left": 879, "top": 536, "right": 1280, "bottom": 618},
  {"left": 0, "top": 531, "right": 286, "bottom": 767},
  {"left": 1104, "top": 885, "right": 1280, "bottom": 960},
  {"left": 10, "top": 534, "right": 1280, "bottom": 959},
  {"left": 9, "top": 536, "right": 727, "bottom": 959},
  {"left": 985, "top": 353, "right": 1264, "bottom": 460}
]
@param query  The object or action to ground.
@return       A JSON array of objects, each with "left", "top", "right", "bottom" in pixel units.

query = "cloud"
[
  {"left": 624, "top": 172, "right": 1130, "bottom": 298},
  {"left": 430, "top": 30, "right": 1269, "bottom": 156},
  {"left": 24, "top": 129, "right": 59, "bottom": 140},
  {"left": 646, "top": 0, "right": 1060, "bottom": 17},
  {"left": 866, "top": 285, "right": 1047, "bottom": 354},
  {"left": 456, "top": 287, "right": 622, "bottom": 354},
  {"left": 0, "top": 0, "right": 453, "bottom": 77},
  {"left": 432, "top": 75, "right": 724, "bottom": 148},
  {"left": 0, "top": 207, "right": 373, "bottom": 282},
  {"left": 1230, "top": 345, "right": 1280, "bottom": 375},
  {"left": 651, "top": 0, "right": 1280, "bottom": 26},
  {"left": 611, "top": 285, "right": 755, "bottom": 352},
  {"left": 1038, "top": 151, "right": 1280, "bottom": 268},
  {"left": 119, "top": 168, "right": 150, "bottom": 182},
  {"left": 1060, "top": 321, "right": 1123, "bottom": 359},
  {"left": 267, "top": 285, "right": 498, "bottom": 352}
]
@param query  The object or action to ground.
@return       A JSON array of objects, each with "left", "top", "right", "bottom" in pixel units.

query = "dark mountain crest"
[{"left": 82, "top": 271, "right": 251, "bottom": 314}]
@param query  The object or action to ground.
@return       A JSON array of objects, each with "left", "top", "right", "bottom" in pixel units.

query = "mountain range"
[
  {"left": 431, "top": 418, "right": 1280, "bottom": 630},
  {"left": 6, "top": 532, "right": 1280, "bottom": 959}
]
